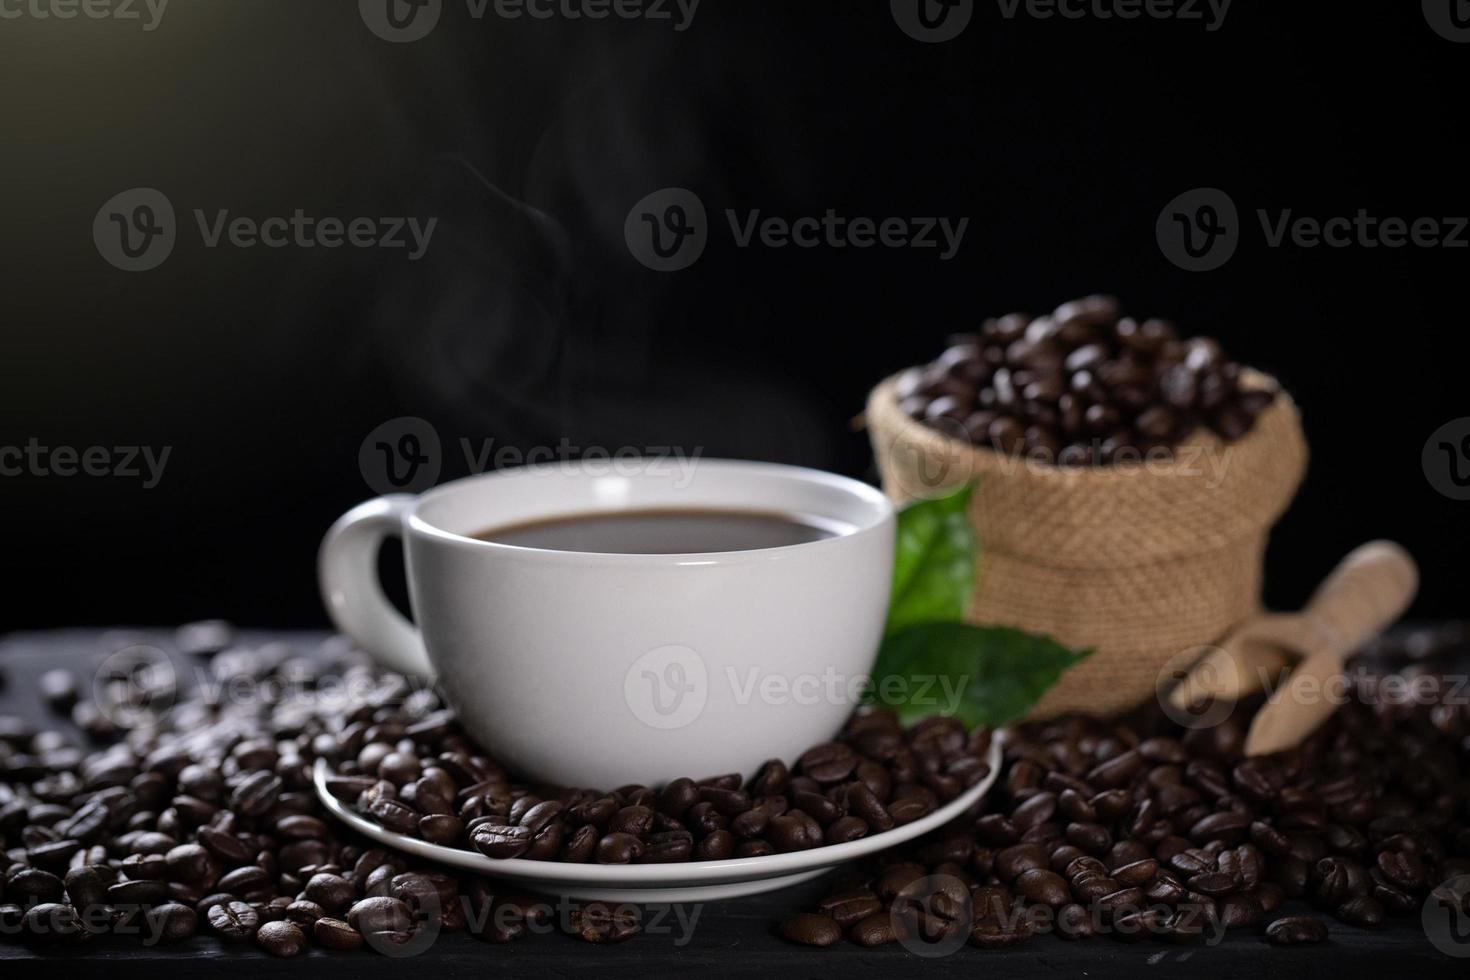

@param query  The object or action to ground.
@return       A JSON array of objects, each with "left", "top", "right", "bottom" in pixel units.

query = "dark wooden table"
[{"left": 2, "top": 629, "right": 1465, "bottom": 978}]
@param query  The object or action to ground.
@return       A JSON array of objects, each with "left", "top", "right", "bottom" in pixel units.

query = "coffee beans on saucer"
[
  {"left": 333, "top": 707, "right": 992, "bottom": 866},
  {"left": 895, "top": 296, "right": 1278, "bottom": 464}
]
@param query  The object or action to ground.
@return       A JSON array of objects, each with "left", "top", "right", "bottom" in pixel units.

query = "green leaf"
[
  {"left": 885, "top": 482, "right": 977, "bottom": 637},
  {"left": 868, "top": 623, "right": 1092, "bottom": 727}
]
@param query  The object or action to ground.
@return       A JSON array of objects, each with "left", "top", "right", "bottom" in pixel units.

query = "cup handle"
[{"left": 318, "top": 495, "right": 435, "bottom": 678}]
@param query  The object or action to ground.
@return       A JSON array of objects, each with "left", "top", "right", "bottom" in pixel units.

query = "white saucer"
[{"left": 312, "top": 737, "right": 1001, "bottom": 903}]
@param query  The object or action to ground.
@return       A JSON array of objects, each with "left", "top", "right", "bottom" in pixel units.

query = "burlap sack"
[{"left": 867, "top": 369, "right": 1308, "bottom": 718}]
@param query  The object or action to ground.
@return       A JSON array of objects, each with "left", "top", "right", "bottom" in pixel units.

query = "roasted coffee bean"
[
  {"left": 569, "top": 901, "right": 640, "bottom": 944},
  {"left": 694, "top": 829, "right": 734, "bottom": 861},
  {"left": 196, "top": 826, "right": 254, "bottom": 866},
  {"left": 850, "top": 911, "right": 902, "bottom": 947},
  {"left": 1267, "top": 915, "right": 1329, "bottom": 945},
  {"left": 1112, "top": 858, "right": 1158, "bottom": 886},
  {"left": 285, "top": 900, "right": 325, "bottom": 927},
  {"left": 348, "top": 895, "right": 413, "bottom": 937},
  {"left": 471, "top": 823, "right": 533, "bottom": 859},
  {"left": 996, "top": 843, "right": 1049, "bottom": 880},
  {"left": 1014, "top": 868, "right": 1070, "bottom": 907},
  {"left": 1334, "top": 895, "right": 1385, "bottom": 928},
  {"left": 255, "top": 918, "right": 305, "bottom": 957},
  {"left": 22, "top": 902, "right": 80, "bottom": 943},
  {"left": 1011, "top": 792, "right": 1057, "bottom": 830},
  {"left": 217, "top": 865, "right": 271, "bottom": 895},
  {"left": 657, "top": 778, "right": 699, "bottom": 818},
  {"left": 419, "top": 813, "right": 465, "bottom": 845},
  {"left": 152, "top": 902, "right": 199, "bottom": 942},
  {"left": 304, "top": 872, "right": 356, "bottom": 913},
  {"left": 595, "top": 832, "right": 645, "bottom": 864},
  {"left": 816, "top": 887, "right": 882, "bottom": 927},
  {"left": 8, "top": 867, "right": 64, "bottom": 905},
  {"left": 1375, "top": 849, "right": 1426, "bottom": 891},
  {"left": 843, "top": 782, "right": 894, "bottom": 832},
  {"left": 208, "top": 899, "right": 261, "bottom": 942},
  {"left": 798, "top": 743, "right": 858, "bottom": 784},
  {"left": 779, "top": 912, "right": 841, "bottom": 947},
  {"left": 314, "top": 916, "right": 365, "bottom": 950},
  {"left": 826, "top": 815, "right": 869, "bottom": 844},
  {"left": 230, "top": 771, "right": 283, "bottom": 817}
]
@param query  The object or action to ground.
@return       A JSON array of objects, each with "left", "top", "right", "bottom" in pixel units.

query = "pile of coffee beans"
[
  {"left": 0, "top": 624, "right": 988, "bottom": 957},
  {"left": 330, "top": 708, "right": 991, "bottom": 866},
  {"left": 894, "top": 295, "right": 1278, "bottom": 464},
  {"left": 5, "top": 622, "right": 1469, "bottom": 959},
  {"left": 779, "top": 629, "right": 1470, "bottom": 949}
]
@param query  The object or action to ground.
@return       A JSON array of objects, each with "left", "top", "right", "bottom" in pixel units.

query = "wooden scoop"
[{"left": 1167, "top": 541, "right": 1419, "bottom": 756}]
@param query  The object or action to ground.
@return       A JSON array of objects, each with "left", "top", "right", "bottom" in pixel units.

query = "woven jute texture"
[{"left": 867, "top": 369, "right": 1308, "bottom": 719}]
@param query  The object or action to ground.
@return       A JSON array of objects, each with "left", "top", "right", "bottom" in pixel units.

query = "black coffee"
[{"left": 471, "top": 507, "right": 846, "bottom": 554}]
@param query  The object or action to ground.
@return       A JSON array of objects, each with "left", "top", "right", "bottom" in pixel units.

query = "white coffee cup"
[{"left": 319, "top": 459, "right": 895, "bottom": 788}]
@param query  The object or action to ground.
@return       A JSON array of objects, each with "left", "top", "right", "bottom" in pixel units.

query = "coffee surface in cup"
[{"left": 471, "top": 507, "right": 845, "bottom": 554}]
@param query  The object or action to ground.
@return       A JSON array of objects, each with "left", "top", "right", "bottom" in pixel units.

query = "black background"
[{"left": 0, "top": 1, "right": 1465, "bottom": 629}]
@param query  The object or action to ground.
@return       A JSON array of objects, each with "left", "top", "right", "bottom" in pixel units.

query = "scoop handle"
[{"left": 1298, "top": 540, "right": 1419, "bottom": 660}]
